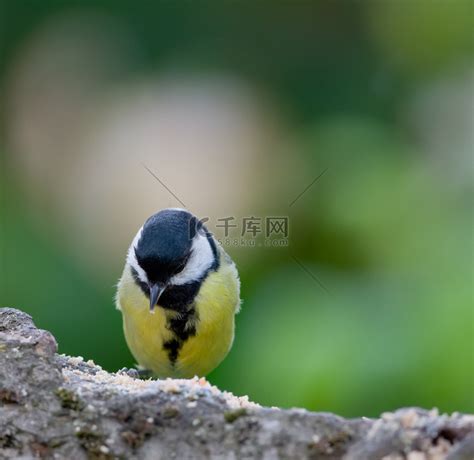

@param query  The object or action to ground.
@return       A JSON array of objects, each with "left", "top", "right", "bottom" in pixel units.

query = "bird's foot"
[{"left": 118, "top": 367, "right": 153, "bottom": 380}]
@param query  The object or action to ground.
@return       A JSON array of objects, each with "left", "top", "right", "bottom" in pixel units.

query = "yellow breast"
[{"left": 116, "top": 252, "right": 240, "bottom": 378}]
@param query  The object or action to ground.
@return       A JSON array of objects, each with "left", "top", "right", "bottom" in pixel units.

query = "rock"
[{"left": 0, "top": 307, "right": 472, "bottom": 459}]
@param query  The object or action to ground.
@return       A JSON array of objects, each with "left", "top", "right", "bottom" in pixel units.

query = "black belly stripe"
[
  {"left": 157, "top": 284, "right": 200, "bottom": 365},
  {"left": 162, "top": 339, "right": 180, "bottom": 364},
  {"left": 163, "top": 307, "right": 199, "bottom": 365}
]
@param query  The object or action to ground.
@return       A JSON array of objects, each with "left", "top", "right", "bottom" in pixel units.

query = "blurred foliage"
[{"left": 1, "top": 1, "right": 473, "bottom": 417}]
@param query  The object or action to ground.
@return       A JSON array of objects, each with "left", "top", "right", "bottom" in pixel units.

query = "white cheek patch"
[
  {"left": 170, "top": 233, "right": 215, "bottom": 286},
  {"left": 126, "top": 226, "right": 148, "bottom": 284}
]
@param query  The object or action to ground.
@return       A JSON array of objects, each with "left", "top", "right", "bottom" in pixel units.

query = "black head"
[
  {"left": 135, "top": 209, "right": 198, "bottom": 284},
  {"left": 129, "top": 208, "right": 219, "bottom": 311}
]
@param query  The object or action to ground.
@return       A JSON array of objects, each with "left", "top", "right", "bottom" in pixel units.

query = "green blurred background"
[{"left": 1, "top": 1, "right": 473, "bottom": 417}]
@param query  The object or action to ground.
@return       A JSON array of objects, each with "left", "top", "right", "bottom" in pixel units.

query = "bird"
[{"left": 116, "top": 208, "right": 241, "bottom": 378}]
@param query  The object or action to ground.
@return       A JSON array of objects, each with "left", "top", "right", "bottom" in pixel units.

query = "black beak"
[{"left": 149, "top": 283, "right": 166, "bottom": 312}]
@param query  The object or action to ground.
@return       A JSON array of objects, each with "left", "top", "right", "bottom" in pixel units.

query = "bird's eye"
[
  {"left": 174, "top": 257, "right": 188, "bottom": 275},
  {"left": 174, "top": 250, "right": 193, "bottom": 275}
]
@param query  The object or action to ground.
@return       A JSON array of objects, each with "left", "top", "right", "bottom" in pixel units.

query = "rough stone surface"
[{"left": 0, "top": 307, "right": 472, "bottom": 460}]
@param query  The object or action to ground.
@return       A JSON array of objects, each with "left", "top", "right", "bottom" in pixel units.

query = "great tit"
[{"left": 116, "top": 208, "right": 241, "bottom": 378}]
